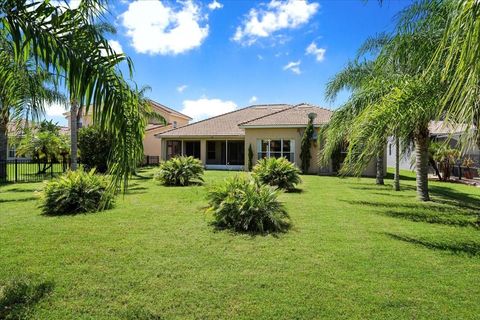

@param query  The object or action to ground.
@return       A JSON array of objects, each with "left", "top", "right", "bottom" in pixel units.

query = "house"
[
  {"left": 386, "top": 120, "right": 480, "bottom": 170},
  {"left": 157, "top": 103, "right": 382, "bottom": 176},
  {"left": 64, "top": 100, "right": 192, "bottom": 159}
]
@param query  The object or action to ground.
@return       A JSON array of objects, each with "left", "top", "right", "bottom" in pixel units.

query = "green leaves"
[
  {"left": 153, "top": 156, "right": 204, "bottom": 186},
  {"left": 1, "top": 0, "right": 149, "bottom": 192},
  {"left": 40, "top": 168, "right": 115, "bottom": 215},
  {"left": 252, "top": 157, "right": 301, "bottom": 191},
  {"left": 207, "top": 175, "right": 290, "bottom": 234}
]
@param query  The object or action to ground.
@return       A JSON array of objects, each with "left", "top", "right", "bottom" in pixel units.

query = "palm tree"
[
  {"left": 0, "top": 0, "right": 148, "bottom": 190},
  {"left": 320, "top": 1, "right": 451, "bottom": 201},
  {"left": 0, "top": 37, "right": 64, "bottom": 180}
]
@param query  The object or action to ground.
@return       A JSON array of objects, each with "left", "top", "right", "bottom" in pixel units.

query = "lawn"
[{"left": 0, "top": 168, "right": 479, "bottom": 319}]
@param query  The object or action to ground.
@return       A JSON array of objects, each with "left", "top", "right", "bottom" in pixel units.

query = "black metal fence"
[
  {"left": 1, "top": 155, "right": 159, "bottom": 183},
  {"left": 0, "top": 159, "right": 69, "bottom": 183}
]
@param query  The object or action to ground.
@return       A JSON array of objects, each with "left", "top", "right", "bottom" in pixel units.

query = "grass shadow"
[
  {"left": 385, "top": 233, "right": 480, "bottom": 257},
  {"left": 344, "top": 199, "right": 479, "bottom": 228},
  {"left": 0, "top": 278, "right": 54, "bottom": 319},
  {"left": 430, "top": 185, "right": 480, "bottom": 211},
  {"left": 0, "top": 197, "right": 38, "bottom": 203},
  {"left": 0, "top": 187, "right": 38, "bottom": 193},
  {"left": 286, "top": 188, "right": 303, "bottom": 194}
]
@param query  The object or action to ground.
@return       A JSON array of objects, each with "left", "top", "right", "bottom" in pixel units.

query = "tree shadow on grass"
[
  {"left": 344, "top": 199, "right": 479, "bottom": 228},
  {"left": 0, "top": 187, "right": 38, "bottom": 193},
  {"left": 0, "top": 278, "right": 54, "bottom": 319},
  {"left": 430, "top": 184, "right": 480, "bottom": 211},
  {"left": 0, "top": 197, "right": 38, "bottom": 203},
  {"left": 385, "top": 233, "right": 480, "bottom": 257},
  {"left": 349, "top": 184, "right": 416, "bottom": 192}
]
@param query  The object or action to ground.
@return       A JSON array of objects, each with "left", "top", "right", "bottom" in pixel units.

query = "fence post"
[{"left": 14, "top": 158, "right": 17, "bottom": 182}]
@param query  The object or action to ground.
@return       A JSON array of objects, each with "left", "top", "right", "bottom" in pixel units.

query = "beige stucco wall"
[
  {"left": 159, "top": 128, "right": 386, "bottom": 177},
  {"left": 244, "top": 127, "right": 326, "bottom": 174},
  {"left": 143, "top": 114, "right": 189, "bottom": 157},
  {"left": 65, "top": 108, "right": 190, "bottom": 157},
  {"left": 244, "top": 127, "right": 385, "bottom": 176}
]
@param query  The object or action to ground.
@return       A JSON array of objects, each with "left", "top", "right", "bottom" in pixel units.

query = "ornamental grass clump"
[
  {"left": 40, "top": 168, "right": 115, "bottom": 215},
  {"left": 252, "top": 157, "right": 301, "bottom": 191},
  {"left": 154, "top": 156, "right": 204, "bottom": 186},
  {"left": 207, "top": 175, "right": 290, "bottom": 234}
]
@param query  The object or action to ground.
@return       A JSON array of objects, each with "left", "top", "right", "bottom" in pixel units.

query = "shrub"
[
  {"left": 78, "top": 126, "right": 113, "bottom": 173},
  {"left": 40, "top": 168, "right": 115, "bottom": 215},
  {"left": 207, "top": 175, "right": 290, "bottom": 233},
  {"left": 154, "top": 156, "right": 204, "bottom": 186},
  {"left": 248, "top": 144, "right": 254, "bottom": 171},
  {"left": 300, "top": 116, "right": 314, "bottom": 173},
  {"left": 252, "top": 157, "right": 301, "bottom": 191}
]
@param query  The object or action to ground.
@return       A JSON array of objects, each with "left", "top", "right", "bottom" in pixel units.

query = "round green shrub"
[
  {"left": 207, "top": 175, "right": 290, "bottom": 233},
  {"left": 40, "top": 168, "right": 115, "bottom": 215},
  {"left": 252, "top": 157, "right": 301, "bottom": 191},
  {"left": 154, "top": 156, "right": 204, "bottom": 186}
]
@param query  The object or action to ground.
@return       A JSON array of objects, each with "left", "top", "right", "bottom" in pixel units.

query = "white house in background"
[{"left": 386, "top": 121, "right": 480, "bottom": 170}]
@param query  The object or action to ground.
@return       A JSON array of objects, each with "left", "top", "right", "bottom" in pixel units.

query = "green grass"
[{"left": 0, "top": 168, "right": 479, "bottom": 319}]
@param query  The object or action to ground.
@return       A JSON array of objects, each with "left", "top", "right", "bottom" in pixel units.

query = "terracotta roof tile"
[
  {"left": 240, "top": 103, "right": 332, "bottom": 127},
  {"left": 157, "top": 104, "right": 292, "bottom": 137}
]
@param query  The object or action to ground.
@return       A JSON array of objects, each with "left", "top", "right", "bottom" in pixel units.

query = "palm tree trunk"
[
  {"left": 376, "top": 149, "right": 384, "bottom": 185},
  {"left": 394, "top": 136, "right": 400, "bottom": 191},
  {"left": 0, "top": 116, "right": 8, "bottom": 181},
  {"left": 70, "top": 101, "right": 78, "bottom": 171},
  {"left": 414, "top": 127, "right": 430, "bottom": 201}
]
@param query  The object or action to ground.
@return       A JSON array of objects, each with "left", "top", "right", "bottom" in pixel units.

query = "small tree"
[
  {"left": 248, "top": 144, "right": 254, "bottom": 171},
  {"left": 300, "top": 116, "right": 315, "bottom": 173},
  {"left": 16, "top": 121, "right": 69, "bottom": 174},
  {"left": 78, "top": 126, "right": 113, "bottom": 173}
]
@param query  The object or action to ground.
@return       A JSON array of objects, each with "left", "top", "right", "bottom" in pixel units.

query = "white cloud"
[
  {"left": 233, "top": 0, "right": 319, "bottom": 45},
  {"left": 181, "top": 97, "right": 237, "bottom": 122},
  {"left": 177, "top": 85, "right": 188, "bottom": 93},
  {"left": 306, "top": 42, "right": 325, "bottom": 62},
  {"left": 208, "top": 0, "right": 223, "bottom": 10},
  {"left": 45, "top": 102, "right": 68, "bottom": 117},
  {"left": 108, "top": 40, "right": 123, "bottom": 54},
  {"left": 283, "top": 60, "right": 301, "bottom": 74},
  {"left": 121, "top": 0, "right": 209, "bottom": 55},
  {"left": 249, "top": 96, "right": 258, "bottom": 103},
  {"left": 257, "top": 54, "right": 264, "bottom": 60}
]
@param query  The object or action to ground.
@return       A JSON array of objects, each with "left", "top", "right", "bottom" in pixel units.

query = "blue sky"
[{"left": 47, "top": 0, "right": 412, "bottom": 125}]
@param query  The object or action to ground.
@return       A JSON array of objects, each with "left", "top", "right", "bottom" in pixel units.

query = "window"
[
  {"left": 388, "top": 143, "right": 392, "bottom": 156},
  {"left": 207, "top": 141, "right": 217, "bottom": 161},
  {"left": 166, "top": 140, "right": 181, "bottom": 159},
  {"left": 184, "top": 141, "right": 200, "bottom": 159},
  {"left": 173, "top": 121, "right": 177, "bottom": 128},
  {"left": 257, "top": 139, "right": 295, "bottom": 162}
]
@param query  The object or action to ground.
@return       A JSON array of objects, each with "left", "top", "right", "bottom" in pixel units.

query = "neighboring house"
[
  {"left": 64, "top": 100, "right": 192, "bottom": 158},
  {"left": 386, "top": 120, "right": 480, "bottom": 170},
  {"left": 157, "top": 103, "right": 383, "bottom": 176}
]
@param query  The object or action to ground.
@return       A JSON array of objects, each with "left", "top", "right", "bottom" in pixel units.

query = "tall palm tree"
[
  {"left": 0, "top": 37, "right": 64, "bottom": 180},
  {"left": 320, "top": 1, "right": 451, "bottom": 201},
  {"left": 0, "top": 0, "right": 147, "bottom": 190}
]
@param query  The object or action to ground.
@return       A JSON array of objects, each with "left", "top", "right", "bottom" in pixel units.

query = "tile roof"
[
  {"left": 157, "top": 104, "right": 292, "bottom": 137},
  {"left": 239, "top": 103, "right": 332, "bottom": 127},
  {"left": 148, "top": 99, "right": 192, "bottom": 120}
]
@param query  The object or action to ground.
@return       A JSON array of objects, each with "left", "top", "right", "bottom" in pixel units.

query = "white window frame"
[{"left": 257, "top": 139, "right": 295, "bottom": 162}]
